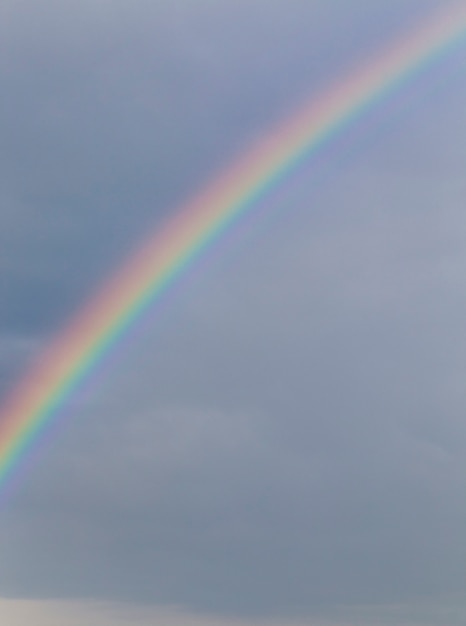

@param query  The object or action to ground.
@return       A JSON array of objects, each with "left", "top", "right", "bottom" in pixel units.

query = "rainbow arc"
[{"left": 1, "top": 3, "right": 466, "bottom": 492}]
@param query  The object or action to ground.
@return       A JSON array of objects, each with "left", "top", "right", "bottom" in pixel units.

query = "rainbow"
[{"left": 1, "top": 3, "right": 466, "bottom": 493}]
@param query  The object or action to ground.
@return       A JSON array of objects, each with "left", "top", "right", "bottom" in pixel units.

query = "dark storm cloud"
[{"left": 1, "top": 1, "right": 466, "bottom": 624}]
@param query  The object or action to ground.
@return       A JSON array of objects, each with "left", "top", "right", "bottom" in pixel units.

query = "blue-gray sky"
[{"left": 1, "top": 1, "right": 466, "bottom": 624}]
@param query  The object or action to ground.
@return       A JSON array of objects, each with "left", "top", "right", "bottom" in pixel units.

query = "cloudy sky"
[{"left": 1, "top": 1, "right": 466, "bottom": 624}]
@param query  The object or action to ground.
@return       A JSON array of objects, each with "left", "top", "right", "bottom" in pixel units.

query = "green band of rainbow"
[{"left": 1, "top": 4, "right": 466, "bottom": 493}]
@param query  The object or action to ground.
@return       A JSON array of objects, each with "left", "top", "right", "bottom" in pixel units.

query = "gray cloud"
[
  {"left": 0, "top": 0, "right": 446, "bottom": 334},
  {"left": 4, "top": 152, "right": 466, "bottom": 617},
  {"left": 1, "top": 1, "right": 466, "bottom": 624}
]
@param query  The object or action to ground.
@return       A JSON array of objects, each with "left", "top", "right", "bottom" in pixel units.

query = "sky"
[{"left": 1, "top": 0, "right": 466, "bottom": 624}]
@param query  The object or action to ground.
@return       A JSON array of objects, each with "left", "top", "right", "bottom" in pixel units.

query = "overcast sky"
[{"left": 1, "top": 1, "right": 466, "bottom": 625}]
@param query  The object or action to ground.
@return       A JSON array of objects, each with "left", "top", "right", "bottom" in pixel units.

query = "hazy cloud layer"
[
  {"left": 1, "top": 1, "right": 466, "bottom": 624},
  {"left": 3, "top": 598, "right": 466, "bottom": 626}
]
